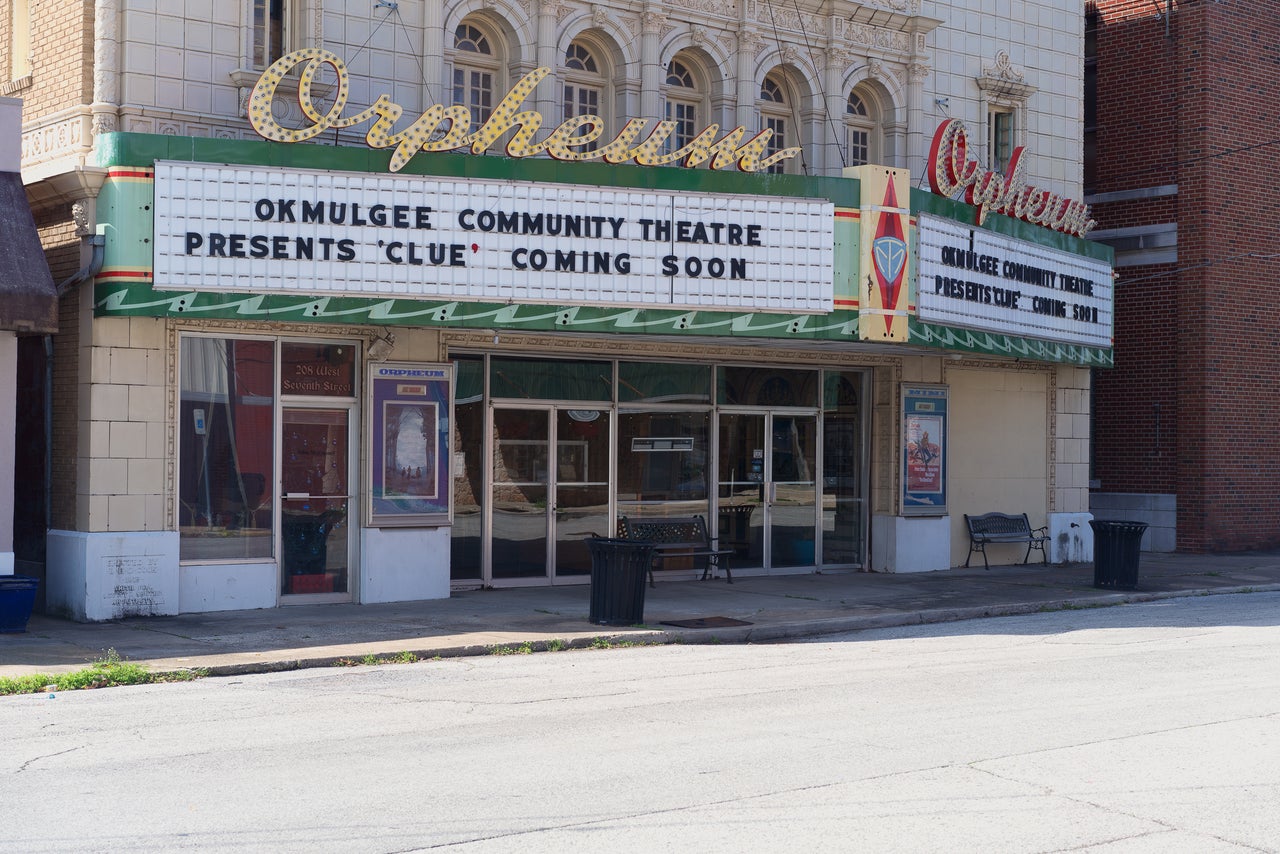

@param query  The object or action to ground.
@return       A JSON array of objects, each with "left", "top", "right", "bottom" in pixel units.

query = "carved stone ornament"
[
  {"left": 849, "top": 0, "right": 920, "bottom": 12},
  {"left": 866, "top": 57, "right": 883, "bottom": 79},
  {"left": 690, "top": 26, "right": 711, "bottom": 46},
  {"left": 91, "top": 112, "right": 118, "bottom": 135},
  {"left": 642, "top": 9, "right": 668, "bottom": 33},
  {"left": 977, "top": 50, "right": 1036, "bottom": 102},
  {"left": 781, "top": 44, "right": 801, "bottom": 66},
  {"left": 72, "top": 201, "right": 92, "bottom": 237},
  {"left": 592, "top": 4, "right": 609, "bottom": 27},
  {"left": 825, "top": 46, "right": 852, "bottom": 70},
  {"left": 738, "top": 27, "right": 764, "bottom": 53},
  {"left": 681, "top": 0, "right": 737, "bottom": 14},
  {"left": 984, "top": 50, "right": 1025, "bottom": 82}
]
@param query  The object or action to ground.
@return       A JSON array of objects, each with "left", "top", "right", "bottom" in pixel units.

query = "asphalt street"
[{"left": 3, "top": 591, "right": 1277, "bottom": 853}]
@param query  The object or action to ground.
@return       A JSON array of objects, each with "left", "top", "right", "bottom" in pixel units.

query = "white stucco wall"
[
  {"left": 359, "top": 527, "right": 451, "bottom": 603},
  {"left": 45, "top": 530, "right": 180, "bottom": 622},
  {"left": 946, "top": 364, "right": 1051, "bottom": 568}
]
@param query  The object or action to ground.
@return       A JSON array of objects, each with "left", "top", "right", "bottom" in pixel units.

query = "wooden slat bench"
[
  {"left": 963, "top": 512, "right": 1049, "bottom": 570},
  {"left": 617, "top": 515, "right": 734, "bottom": 586}
]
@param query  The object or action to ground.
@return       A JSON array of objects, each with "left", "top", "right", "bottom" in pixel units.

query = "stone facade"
[{"left": 8, "top": 1, "right": 1099, "bottom": 617}]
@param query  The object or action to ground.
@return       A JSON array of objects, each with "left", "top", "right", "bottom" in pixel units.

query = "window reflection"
[
  {"left": 717, "top": 365, "right": 818, "bottom": 407},
  {"left": 617, "top": 411, "right": 710, "bottom": 519},
  {"left": 618, "top": 362, "right": 711, "bottom": 403},
  {"left": 490, "top": 357, "right": 612, "bottom": 401},
  {"left": 179, "top": 337, "right": 275, "bottom": 560},
  {"left": 451, "top": 356, "right": 484, "bottom": 580}
]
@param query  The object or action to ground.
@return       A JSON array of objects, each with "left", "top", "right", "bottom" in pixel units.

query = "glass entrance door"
[
  {"left": 280, "top": 407, "right": 352, "bottom": 598},
  {"left": 769, "top": 414, "right": 818, "bottom": 568},
  {"left": 491, "top": 406, "right": 611, "bottom": 582},
  {"left": 718, "top": 412, "right": 818, "bottom": 571},
  {"left": 491, "top": 408, "right": 550, "bottom": 581},
  {"left": 553, "top": 408, "right": 611, "bottom": 579}
]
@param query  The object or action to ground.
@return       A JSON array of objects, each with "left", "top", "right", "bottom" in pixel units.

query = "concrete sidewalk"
[{"left": 5, "top": 550, "right": 1280, "bottom": 680}]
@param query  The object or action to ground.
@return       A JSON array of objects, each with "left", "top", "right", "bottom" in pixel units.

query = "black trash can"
[
  {"left": 1089, "top": 520, "right": 1149, "bottom": 590},
  {"left": 586, "top": 538, "right": 655, "bottom": 626}
]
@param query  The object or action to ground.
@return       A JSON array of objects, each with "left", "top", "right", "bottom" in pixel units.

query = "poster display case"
[
  {"left": 902, "top": 385, "right": 947, "bottom": 515},
  {"left": 367, "top": 362, "right": 453, "bottom": 526}
]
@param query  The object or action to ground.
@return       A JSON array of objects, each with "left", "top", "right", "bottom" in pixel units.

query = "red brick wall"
[
  {"left": 1091, "top": 0, "right": 1280, "bottom": 550},
  {"left": 2, "top": 1, "right": 93, "bottom": 115},
  {"left": 36, "top": 206, "right": 81, "bottom": 532}
]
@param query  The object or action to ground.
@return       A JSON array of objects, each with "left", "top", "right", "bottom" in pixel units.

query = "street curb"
[{"left": 157, "top": 582, "right": 1280, "bottom": 680}]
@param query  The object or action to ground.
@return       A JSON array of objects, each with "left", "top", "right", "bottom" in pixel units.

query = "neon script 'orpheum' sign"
[
  {"left": 249, "top": 49, "right": 802, "bottom": 174},
  {"left": 927, "top": 119, "right": 1095, "bottom": 238}
]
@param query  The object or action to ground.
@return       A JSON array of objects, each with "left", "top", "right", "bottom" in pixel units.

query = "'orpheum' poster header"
[
  {"left": 927, "top": 120, "right": 1095, "bottom": 238},
  {"left": 249, "top": 49, "right": 802, "bottom": 174}
]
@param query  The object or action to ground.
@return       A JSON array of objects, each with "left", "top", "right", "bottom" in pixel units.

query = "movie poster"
[
  {"left": 368, "top": 362, "right": 452, "bottom": 526},
  {"left": 903, "top": 385, "right": 947, "bottom": 515}
]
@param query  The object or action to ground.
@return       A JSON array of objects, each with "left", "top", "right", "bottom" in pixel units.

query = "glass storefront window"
[
  {"left": 448, "top": 354, "right": 868, "bottom": 582},
  {"left": 822, "top": 371, "right": 865, "bottom": 566},
  {"left": 451, "top": 356, "right": 485, "bottom": 580},
  {"left": 179, "top": 337, "right": 276, "bottom": 560},
  {"left": 717, "top": 365, "right": 819, "bottom": 407},
  {"left": 618, "top": 361, "right": 711, "bottom": 403},
  {"left": 280, "top": 342, "right": 355, "bottom": 397},
  {"left": 490, "top": 356, "right": 612, "bottom": 401},
  {"left": 617, "top": 411, "right": 710, "bottom": 518}
]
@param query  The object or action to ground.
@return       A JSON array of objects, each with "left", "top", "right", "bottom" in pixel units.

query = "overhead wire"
[
  {"left": 388, "top": 4, "right": 435, "bottom": 105},
  {"left": 762, "top": 1, "right": 810, "bottom": 174},
  {"left": 1113, "top": 252, "right": 1280, "bottom": 286},
  {"left": 324, "top": 7, "right": 395, "bottom": 145},
  {"left": 788, "top": 0, "right": 847, "bottom": 171}
]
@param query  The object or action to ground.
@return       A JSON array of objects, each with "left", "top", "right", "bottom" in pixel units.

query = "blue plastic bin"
[{"left": 0, "top": 575, "right": 39, "bottom": 633}]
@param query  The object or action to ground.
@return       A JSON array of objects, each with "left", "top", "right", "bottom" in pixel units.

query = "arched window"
[
  {"left": 251, "top": 0, "right": 287, "bottom": 69},
  {"left": 760, "top": 73, "right": 794, "bottom": 174},
  {"left": 453, "top": 22, "right": 499, "bottom": 134},
  {"left": 664, "top": 58, "right": 704, "bottom": 151},
  {"left": 845, "top": 89, "right": 881, "bottom": 167},
  {"left": 563, "top": 40, "right": 603, "bottom": 122}
]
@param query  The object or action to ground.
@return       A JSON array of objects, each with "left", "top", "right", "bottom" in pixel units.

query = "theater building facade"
[{"left": 13, "top": 1, "right": 1110, "bottom": 619}]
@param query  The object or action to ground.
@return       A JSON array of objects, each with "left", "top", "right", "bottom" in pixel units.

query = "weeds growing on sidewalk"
[
  {"left": 335, "top": 651, "right": 424, "bottom": 666},
  {"left": 490, "top": 641, "right": 535, "bottom": 655},
  {"left": 1037, "top": 601, "right": 1110, "bottom": 613},
  {"left": 0, "top": 649, "right": 204, "bottom": 696}
]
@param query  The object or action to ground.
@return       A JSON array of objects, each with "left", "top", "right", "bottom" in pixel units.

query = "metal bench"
[
  {"left": 617, "top": 515, "right": 734, "bottom": 586},
  {"left": 963, "top": 512, "right": 1049, "bottom": 570}
]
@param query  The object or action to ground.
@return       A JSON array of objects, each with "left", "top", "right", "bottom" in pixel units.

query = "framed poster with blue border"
[
  {"left": 902, "top": 384, "right": 947, "bottom": 515},
  {"left": 367, "top": 362, "right": 452, "bottom": 527}
]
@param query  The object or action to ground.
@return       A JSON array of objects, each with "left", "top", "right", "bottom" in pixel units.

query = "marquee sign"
[
  {"left": 249, "top": 49, "right": 802, "bottom": 174},
  {"left": 927, "top": 120, "right": 1095, "bottom": 238},
  {"left": 151, "top": 162, "right": 835, "bottom": 312},
  {"left": 916, "top": 213, "right": 1112, "bottom": 348}
]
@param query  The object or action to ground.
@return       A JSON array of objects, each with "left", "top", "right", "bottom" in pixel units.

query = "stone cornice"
[{"left": 23, "top": 165, "right": 109, "bottom": 211}]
